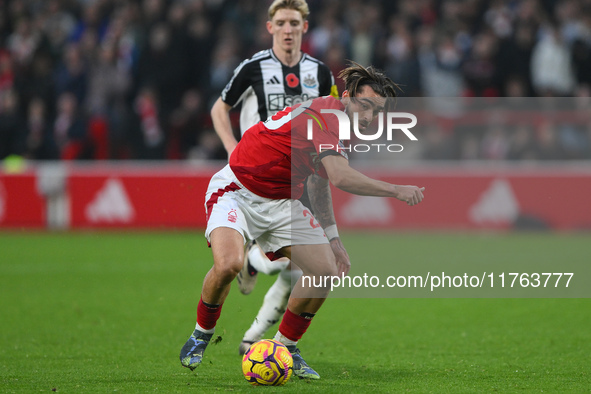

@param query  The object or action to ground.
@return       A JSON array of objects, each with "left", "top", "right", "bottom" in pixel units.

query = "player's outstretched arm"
[
  {"left": 320, "top": 154, "right": 425, "bottom": 206},
  {"left": 307, "top": 174, "right": 351, "bottom": 276},
  {"left": 211, "top": 97, "right": 238, "bottom": 158}
]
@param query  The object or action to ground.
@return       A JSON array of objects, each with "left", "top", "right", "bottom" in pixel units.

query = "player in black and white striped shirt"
[
  {"left": 219, "top": 49, "right": 336, "bottom": 139},
  {"left": 208, "top": 0, "right": 343, "bottom": 376},
  {"left": 211, "top": 14, "right": 337, "bottom": 151}
]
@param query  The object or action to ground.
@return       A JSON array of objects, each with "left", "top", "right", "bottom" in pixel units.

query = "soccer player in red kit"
[
  {"left": 210, "top": 0, "right": 338, "bottom": 355},
  {"left": 180, "top": 63, "right": 425, "bottom": 379}
]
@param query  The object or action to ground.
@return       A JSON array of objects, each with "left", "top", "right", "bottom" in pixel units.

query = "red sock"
[
  {"left": 278, "top": 308, "right": 314, "bottom": 341},
  {"left": 196, "top": 296, "right": 223, "bottom": 330}
]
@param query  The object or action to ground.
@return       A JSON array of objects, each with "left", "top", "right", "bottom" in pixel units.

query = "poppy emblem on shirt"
[
  {"left": 285, "top": 73, "right": 299, "bottom": 88},
  {"left": 228, "top": 209, "right": 237, "bottom": 223}
]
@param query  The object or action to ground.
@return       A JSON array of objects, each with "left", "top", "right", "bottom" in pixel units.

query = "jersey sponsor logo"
[
  {"left": 85, "top": 178, "right": 135, "bottom": 223},
  {"left": 266, "top": 75, "right": 281, "bottom": 85},
  {"left": 285, "top": 73, "right": 299, "bottom": 88},
  {"left": 228, "top": 209, "right": 238, "bottom": 223},
  {"left": 302, "top": 74, "right": 318, "bottom": 89},
  {"left": 267, "top": 93, "right": 310, "bottom": 111}
]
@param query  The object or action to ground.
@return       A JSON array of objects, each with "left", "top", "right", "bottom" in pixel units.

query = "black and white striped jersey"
[{"left": 221, "top": 49, "right": 338, "bottom": 135}]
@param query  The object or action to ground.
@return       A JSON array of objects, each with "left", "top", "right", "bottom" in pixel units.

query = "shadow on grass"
[{"left": 175, "top": 361, "right": 423, "bottom": 393}]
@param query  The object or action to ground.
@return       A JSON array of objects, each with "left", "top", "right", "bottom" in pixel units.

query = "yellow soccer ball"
[{"left": 242, "top": 339, "right": 293, "bottom": 386}]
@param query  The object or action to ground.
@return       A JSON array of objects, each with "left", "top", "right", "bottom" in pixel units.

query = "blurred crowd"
[{"left": 1, "top": 0, "right": 591, "bottom": 162}]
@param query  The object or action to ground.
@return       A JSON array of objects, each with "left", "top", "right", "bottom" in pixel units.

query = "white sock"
[
  {"left": 274, "top": 331, "right": 297, "bottom": 348},
  {"left": 248, "top": 244, "right": 289, "bottom": 275},
  {"left": 242, "top": 268, "right": 292, "bottom": 342},
  {"left": 195, "top": 322, "right": 215, "bottom": 335}
]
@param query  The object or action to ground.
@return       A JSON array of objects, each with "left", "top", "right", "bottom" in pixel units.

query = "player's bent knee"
[
  {"left": 213, "top": 254, "right": 243, "bottom": 279},
  {"left": 210, "top": 227, "right": 245, "bottom": 280},
  {"left": 322, "top": 263, "right": 338, "bottom": 278},
  {"left": 304, "top": 261, "right": 338, "bottom": 279},
  {"left": 290, "top": 245, "right": 336, "bottom": 275}
]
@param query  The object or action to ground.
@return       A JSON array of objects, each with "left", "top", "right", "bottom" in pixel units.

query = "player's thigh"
[
  {"left": 205, "top": 191, "right": 250, "bottom": 245},
  {"left": 205, "top": 187, "right": 250, "bottom": 276},
  {"left": 280, "top": 243, "right": 337, "bottom": 278},
  {"left": 210, "top": 227, "right": 245, "bottom": 275}
]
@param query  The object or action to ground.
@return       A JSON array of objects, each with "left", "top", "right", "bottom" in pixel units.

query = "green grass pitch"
[{"left": 1, "top": 231, "right": 589, "bottom": 392}]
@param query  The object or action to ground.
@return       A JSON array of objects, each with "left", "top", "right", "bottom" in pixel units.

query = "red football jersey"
[{"left": 230, "top": 95, "right": 347, "bottom": 199}]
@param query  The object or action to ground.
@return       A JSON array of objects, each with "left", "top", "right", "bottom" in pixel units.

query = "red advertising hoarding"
[
  {"left": 1, "top": 164, "right": 590, "bottom": 231},
  {"left": 67, "top": 166, "right": 218, "bottom": 228},
  {"left": 329, "top": 168, "right": 591, "bottom": 231},
  {"left": 0, "top": 172, "right": 45, "bottom": 228}
]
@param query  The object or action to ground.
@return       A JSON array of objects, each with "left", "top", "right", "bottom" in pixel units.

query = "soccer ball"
[{"left": 242, "top": 339, "right": 293, "bottom": 386}]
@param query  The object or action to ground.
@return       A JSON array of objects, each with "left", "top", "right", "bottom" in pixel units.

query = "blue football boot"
[
  {"left": 180, "top": 330, "right": 213, "bottom": 370},
  {"left": 287, "top": 346, "right": 320, "bottom": 380}
]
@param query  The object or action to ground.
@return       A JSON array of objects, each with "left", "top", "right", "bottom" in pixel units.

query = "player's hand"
[
  {"left": 394, "top": 185, "right": 425, "bottom": 206},
  {"left": 329, "top": 237, "right": 351, "bottom": 276}
]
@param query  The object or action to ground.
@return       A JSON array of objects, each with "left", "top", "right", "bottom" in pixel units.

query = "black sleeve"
[{"left": 220, "top": 60, "right": 256, "bottom": 107}]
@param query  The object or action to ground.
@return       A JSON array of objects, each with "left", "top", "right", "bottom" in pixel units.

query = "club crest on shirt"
[{"left": 303, "top": 74, "right": 318, "bottom": 89}]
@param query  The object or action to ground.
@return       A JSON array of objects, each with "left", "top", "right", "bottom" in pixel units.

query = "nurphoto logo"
[{"left": 304, "top": 109, "right": 418, "bottom": 153}]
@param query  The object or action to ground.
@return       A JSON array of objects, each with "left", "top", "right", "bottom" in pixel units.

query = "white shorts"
[{"left": 204, "top": 165, "right": 328, "bottom": 253}]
